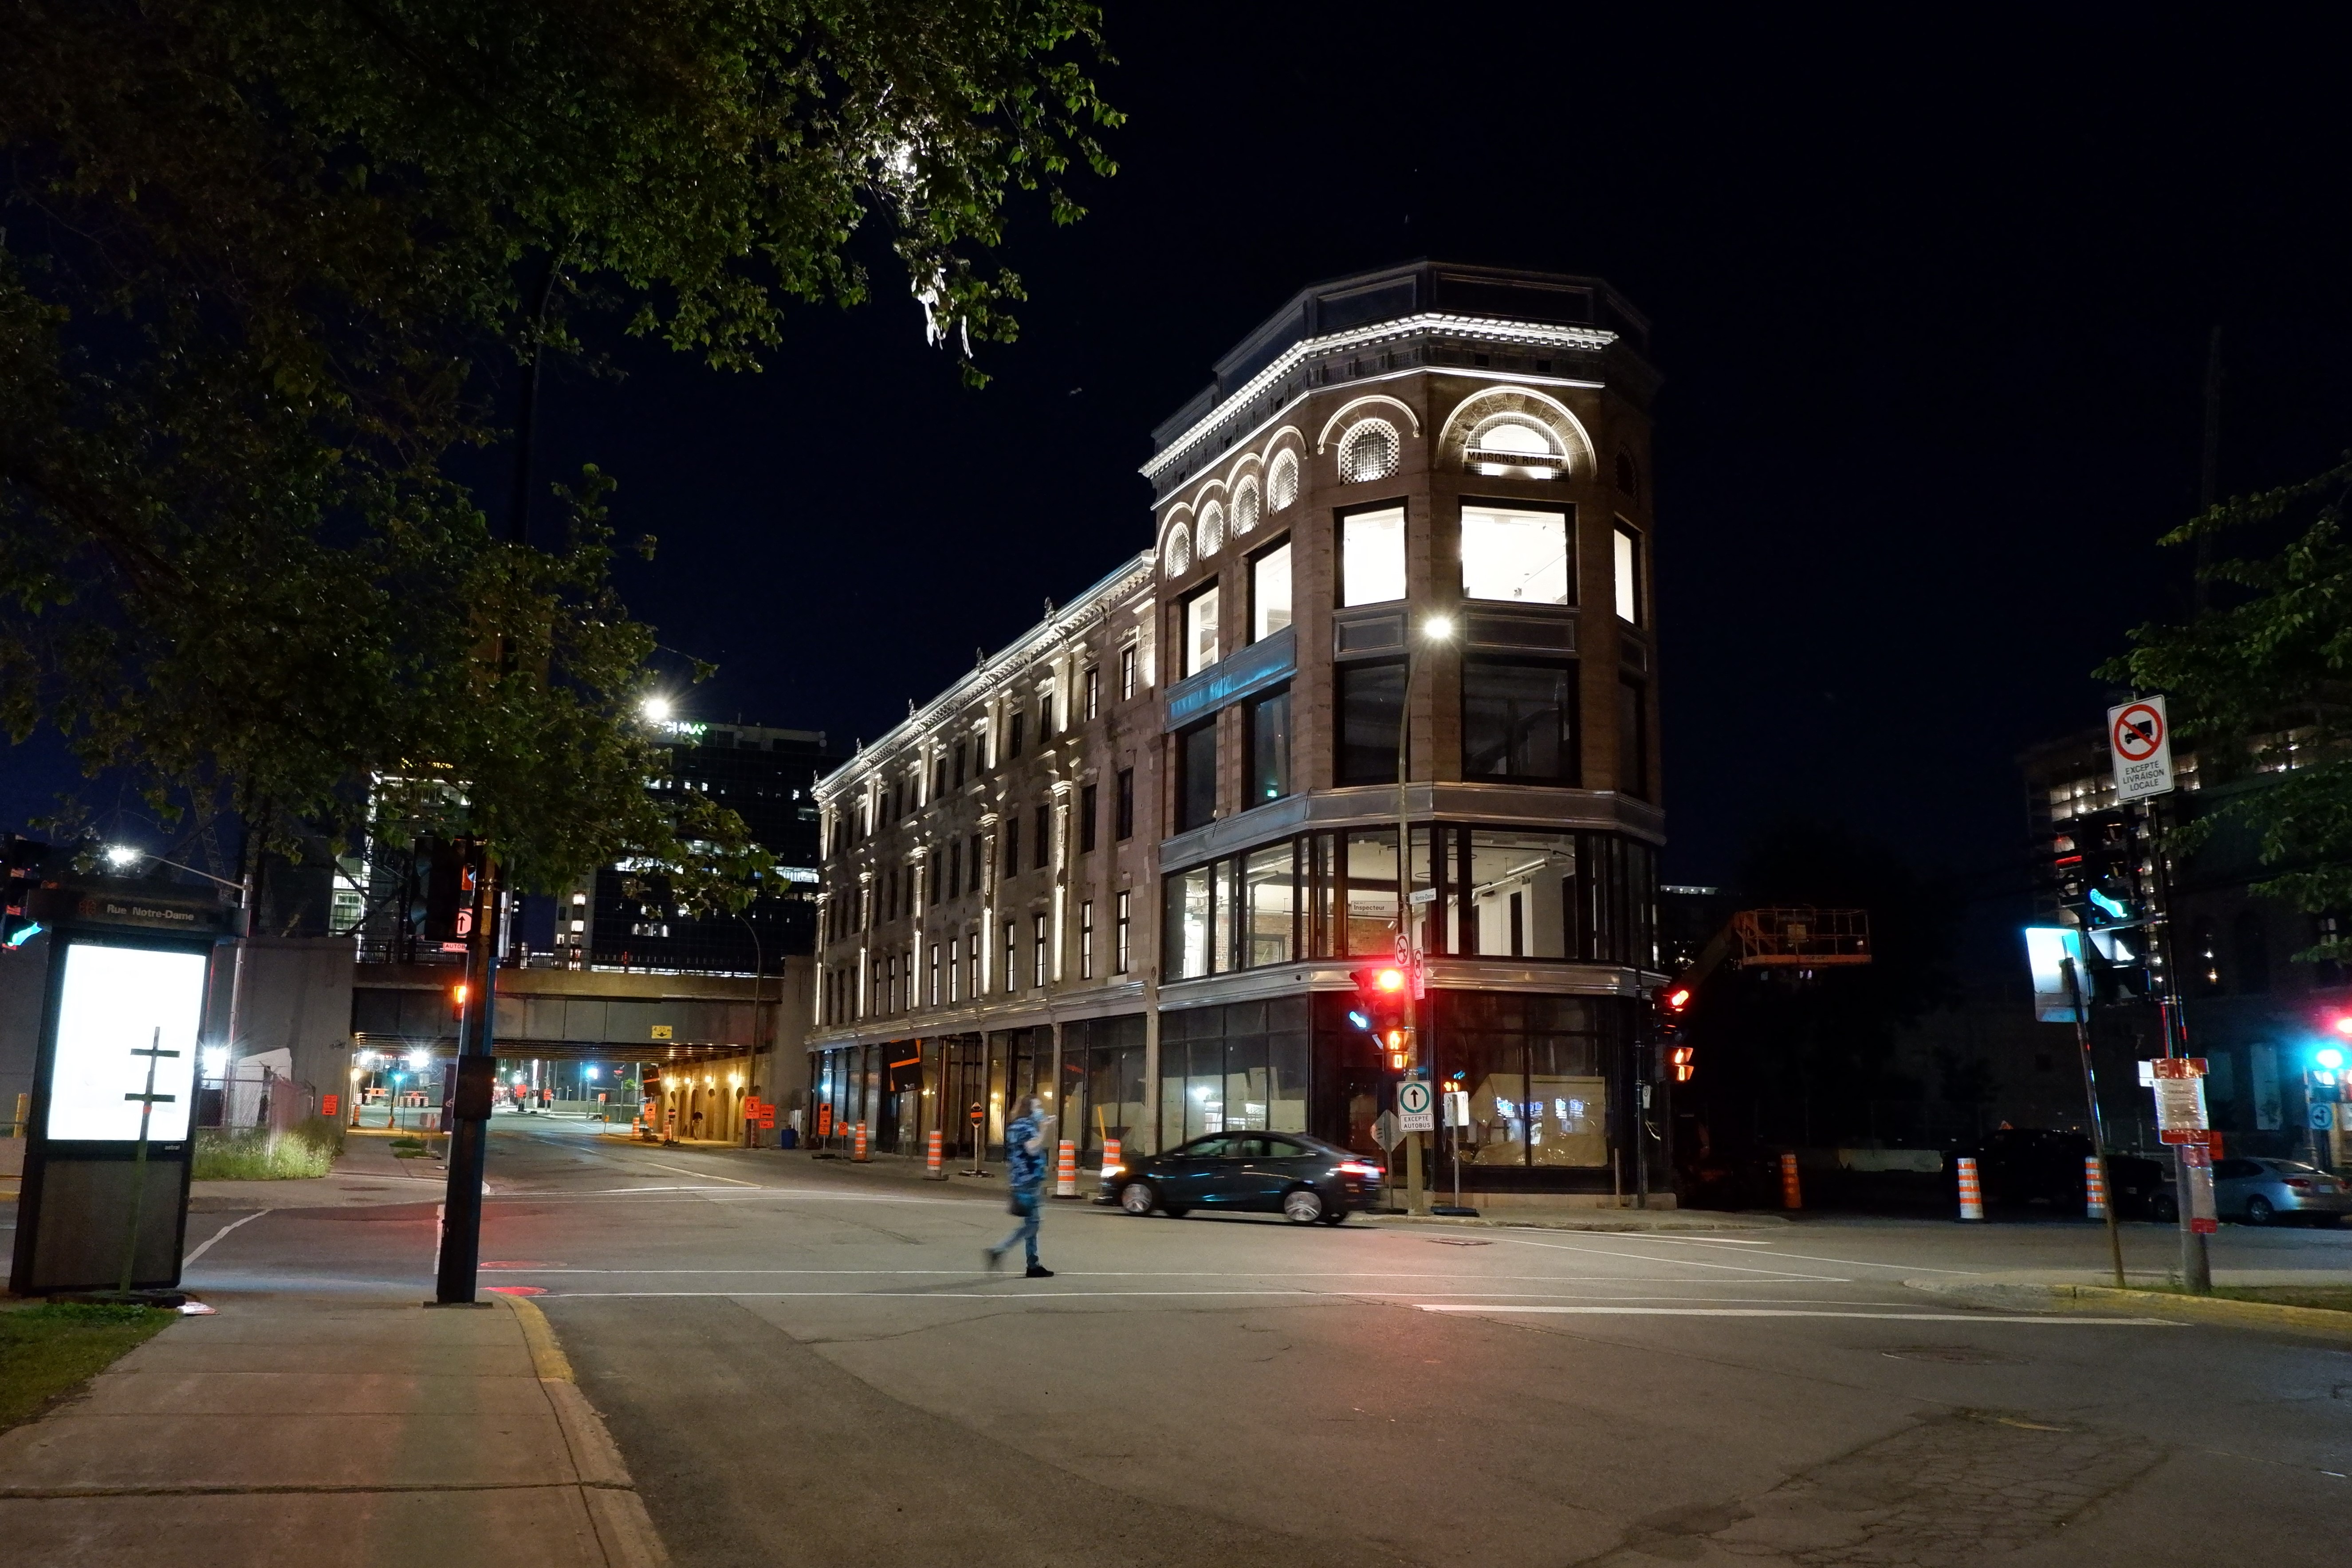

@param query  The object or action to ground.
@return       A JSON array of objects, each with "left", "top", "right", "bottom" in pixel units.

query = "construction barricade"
[
  {"left": 1054, "top": 1139, "right": 1079, "bottom": 1198},
  {"left": 853, "top": 1121, "right": 869, "bottom": 1162},
  {"left": 1956, "top": 1155, "right": 1984, "bottom": 1220},
  {"left": 926, "top": 1127, "right": 945, "bottom": 1179},
  {"left": 2084, "top": 1155, "right": 2108, "bottom": 1219},
  {"left": 1778, "top": 1151, "right": 1802, "bottom": 1211}
]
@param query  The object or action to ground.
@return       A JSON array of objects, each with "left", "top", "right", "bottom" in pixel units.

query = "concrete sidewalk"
[{"left": 0, "top": 1289, "right": 667, "bottom": 1567}]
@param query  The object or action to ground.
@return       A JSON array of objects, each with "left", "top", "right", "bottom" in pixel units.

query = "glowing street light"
[{"left": 640, "top": 695, "right": 673, "bottom": 724}]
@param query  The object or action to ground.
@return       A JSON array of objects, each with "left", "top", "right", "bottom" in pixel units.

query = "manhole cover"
[
  {"left": 1880, "top": 1346, "right": 2026, "bottom": 1365},
  {"left": 1426, "top": 1237, "right": 1491, "bottom": 1247}
]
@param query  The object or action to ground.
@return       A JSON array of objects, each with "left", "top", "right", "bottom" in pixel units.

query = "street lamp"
[
  {"left": 1394, "top": 612, "right": 1455, "bottom": 1218},
  {"left": 640, "top": 695, "right": 673, "bottom": 724},
  {"left": 105, "top": 843, "right": 256, "bottom": 1077}
]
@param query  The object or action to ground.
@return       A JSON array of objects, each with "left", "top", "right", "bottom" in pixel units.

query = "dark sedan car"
[{"left": 1101, "top": 1133, "right": 1384, "bottom": 1224}]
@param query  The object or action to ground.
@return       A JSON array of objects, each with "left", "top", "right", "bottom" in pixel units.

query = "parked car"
[
  {"left": 2213, "top": 1157, "right": 2352, "bottom": 1225},
  {"left": 1949, "top": 1130, "right": 2178, "bottom": 1220},
  {"left": 1101, "top": 1133, "right": 1383, "bottom": 1224}
]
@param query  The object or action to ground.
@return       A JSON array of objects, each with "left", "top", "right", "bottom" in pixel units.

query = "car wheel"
[
  {"left": 1119, "top": 1181, "right": 1158, "bottom": 1217},
  {"left": 2149, "top": 1194, "right": 2179, "bottom": 1224},
  {"left": 1319, "top": 1200, "right": 1348, "bottom": 1226},
  {"left": 2245, "top": 1195, "right": 2275, "bottom": 1226},
  {"left": 1282, "top": 1186, "right": 1326, "bottom": 1225}
]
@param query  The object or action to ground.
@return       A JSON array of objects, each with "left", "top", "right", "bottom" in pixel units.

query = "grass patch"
[
  {"left": 389, "top": 1136, "right": 429, "bottom": 1159},
  {"left": 192, "top": 1114, "right": 345, "bottom": 1180},
  {"left": 0, "top": 1301, "right": 175, "bottom": 1432},
  {"left": 2145, "top": 1283, "right": 2352, "bottom": 1313}
]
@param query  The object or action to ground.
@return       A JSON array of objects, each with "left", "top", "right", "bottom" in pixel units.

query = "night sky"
[{"left": 14, "top": 9, "right": 2352, "bottom": 960}]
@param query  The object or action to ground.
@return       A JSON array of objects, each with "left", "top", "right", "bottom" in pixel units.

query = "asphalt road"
[{"left": 179, "top": 1117, "right": 2352, "bottom": 1567}]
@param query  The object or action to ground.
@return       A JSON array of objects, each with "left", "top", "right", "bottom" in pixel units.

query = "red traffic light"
[
  {"left": 1664, "top": 986, "right": 1692, "bottom": 1013},
  {"left": 1350, "top": 963, "right": 1416, "bottom": 1045}
]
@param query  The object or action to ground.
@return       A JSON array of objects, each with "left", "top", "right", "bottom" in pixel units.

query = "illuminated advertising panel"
[{"left": 45, "top": 941, "right": 208, "bottom": 1142}]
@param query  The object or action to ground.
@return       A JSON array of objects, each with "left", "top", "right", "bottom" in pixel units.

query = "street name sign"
[
  {"left": 1397, "top": 1079, "right": 1435, "bottom": 1133},
  {"left": 2108, "top": 696, "right": 2176, "bottom": 802}
]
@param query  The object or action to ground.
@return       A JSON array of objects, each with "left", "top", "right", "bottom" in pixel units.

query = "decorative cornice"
[{"left": 1141, "top": 312, "right": 1618, "bottom": 486}]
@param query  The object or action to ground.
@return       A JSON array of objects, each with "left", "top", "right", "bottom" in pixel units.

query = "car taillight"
[
  {"left": 2284, "top": 1177, "right": 2312, "bottom": 1189},
  {"left": 1337, "top": 1161, "right": 1382, "bottom": 1179}
]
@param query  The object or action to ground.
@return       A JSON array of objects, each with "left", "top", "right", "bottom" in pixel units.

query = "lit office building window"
[
  {"left": 1341, "top": 507, "right": 1405, "bottom": 606},
  {"left": 1080, "top": 900, "right": 1095, "bottom": 979},
  {"left": 1115, "top": 890, "right": 1131, "bottom": 973},
  {"left": 1462, "top": 506, "right": 1569, "bottom": 604},
  {"left": 1032, "top": 912, "right": 1049, "bottom": 989}
]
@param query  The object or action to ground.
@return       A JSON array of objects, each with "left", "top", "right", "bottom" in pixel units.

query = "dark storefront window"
[
  {"left": 1177, "top": 720, "right": 1218, "bottom": 832},
  {"left": 1158, "top": 999, "right": 1311, "bottom": 1142},
  {"left": 1335, "top": 661, "right": 1402, "bottom": 786},
  {"left": 1463, "top": 660, "right": 1577, "bottom": 783},
  {"left": 1246, "top": 687, "right": 1292, "bottom": 805}
]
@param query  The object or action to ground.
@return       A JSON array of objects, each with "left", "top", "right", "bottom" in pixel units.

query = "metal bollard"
[
  {"left": 1779, "top": 1151, "right": 1803, "bottom": 1211},
  {"left": 853, "top": 1121, "right": 869, "bottom": 1162},
  {"left": 1956, "top": 1155, "right": 1985, "bottom": 1221},
  {"left": 1054, "top": 1139, "right": 1078, "bottom": 1199},
  {"left": 925, "top": 1127, "right": 945, "bottom": 1179}
]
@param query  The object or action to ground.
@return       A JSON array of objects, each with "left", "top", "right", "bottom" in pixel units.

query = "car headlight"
[{"left": 1100, "top": 1163, "right": 1124, "bottom": 1179}]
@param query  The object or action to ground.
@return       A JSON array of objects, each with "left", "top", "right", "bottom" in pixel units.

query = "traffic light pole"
[
  {"left": 1396, "top": 637, "right": 1429, "bottom": 1218},
  {"left": 435, "top": 856, "right": 500, "bottom": 1305},
  {"left": 2059, "top": 956, "right": 2127, "bottom": 1289},
  {"left": 2145, "top": 797, "right": 2211, "bottom": 1294}
]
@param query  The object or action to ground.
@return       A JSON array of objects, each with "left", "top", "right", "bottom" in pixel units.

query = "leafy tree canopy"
[
  {"left": 2099, "top": 454, "right": 2352, "bottom": 956},
  {"left": 0, "top": 0, "right": 1115, "bottom": 899}
]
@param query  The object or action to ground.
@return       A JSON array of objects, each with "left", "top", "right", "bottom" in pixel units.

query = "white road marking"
[
  {"left": 486, "top": 1186, "right": 960, "bottom": 1203},
  {"left": 1419, "top": 1305, "right": 2180, "bottom": 1324},
  {"left": 633, "top": 1159, "right": 763, "bottom": 1187},
  {"left": 1487, "top": 1231, "right": 1983, "bottom": 1276},
  {"left": 1475, "top": 1234, "right": 1850, "bottom": 1281},
  {"left": 183, "top": 1209, "right": 269, "bottom": 1266}
]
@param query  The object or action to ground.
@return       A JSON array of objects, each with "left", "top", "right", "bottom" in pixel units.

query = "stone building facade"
[{"left": 810, "top": 262, "right": 1671, "bottom": 1202}]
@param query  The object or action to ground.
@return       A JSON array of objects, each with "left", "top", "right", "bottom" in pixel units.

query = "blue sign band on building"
[{"left": 1163, "top": 627, "right": 1297, "bottom": 731}]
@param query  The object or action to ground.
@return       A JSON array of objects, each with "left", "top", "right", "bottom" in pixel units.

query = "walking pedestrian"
[{"left": 986, "top": 1094, "right": 1055, "bottom": 1278}]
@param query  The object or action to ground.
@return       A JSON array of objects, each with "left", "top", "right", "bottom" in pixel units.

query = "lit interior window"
[
  {"left": 1252, "top": 543, "right": 1293, "bottom": 641},
  {"left": 1462, "top": 506, "right": 1569, "bottom": 605},
  {"left": 1200, "top": 501, "right": 1225, "bottom": 557},
  {"left": 1342, "top": 507, "right": 1406, "bottom": 606},
  {"left": 1613, "top": 525, "right": 1642, "bottom": 625},
  {"left": 1185, "top": 586, "right": 1221, "bottom": 676},
  {"left": 1164, "top": 521, "right": 1192, "bottom": 575}
]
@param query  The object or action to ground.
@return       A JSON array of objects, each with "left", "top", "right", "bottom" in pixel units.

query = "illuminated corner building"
[{"left": 810, "top": 263, "right": 1670, "bottom": 1203}]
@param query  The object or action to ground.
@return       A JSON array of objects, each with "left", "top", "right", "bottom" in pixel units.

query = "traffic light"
[
  {"left": 1653, "top": 984, "right": 1695, "bottom": 1083},
  {"left": 2052, "top": 810, "right": 2144, "bottom": 930},
  {"left": 420, "top": 837, "right": 483, "bottom": 947},
  {"left": 449, "top": 982, "right": 469, "bottom": 1022},
  {"left": 1349, "top": 960, "right": 1416, "bottom": 1067},
  {"left": 3, "top": 834, "right": 48, "bottom": 949}
]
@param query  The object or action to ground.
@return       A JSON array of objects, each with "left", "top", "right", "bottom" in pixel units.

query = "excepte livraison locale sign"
[{"left": 2108, "top": 695, "right": 2176, "bottom": 803}]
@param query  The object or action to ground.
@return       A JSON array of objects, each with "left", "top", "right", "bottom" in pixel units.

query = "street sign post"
[
  {"left": 1373, "top": 1109, "right": 1402, "bottom": 1152},
  {"left": 1396, "top": 1079, "right": 1434, "bottom": 1133},
  {"left": 2108, "top": 696, "right": 2176, "bottom": 802}
]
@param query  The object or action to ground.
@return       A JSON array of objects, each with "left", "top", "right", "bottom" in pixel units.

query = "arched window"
[
  {"left": 1340, "top": 420, "right": 1400, "bottom": 484},
  {"left": 1164, "top": 522, "right": 1192, "bottom": 576},
  {"left": 1615, "top": 449, "right": 1640, "bottom": 499},
  {"left": 1200, "top": 500, "right": 1225, "bottom": 558},
  {"left": 1481, "top": 421, "right": 1552, "bottom": 456},
  {"left": 1232, "top": 479, "right": 1261, "bottom": 537},
  {"left": 1268, "top": 450, "right": 1299, "bottom": 511}
]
